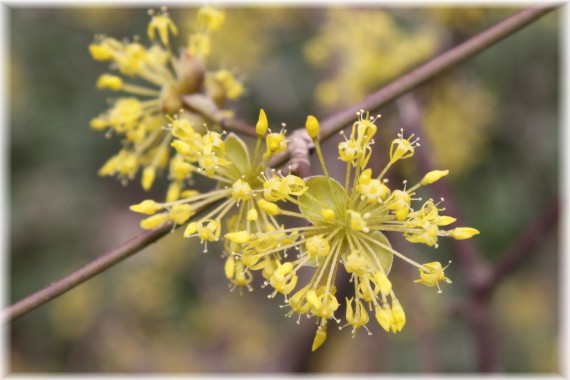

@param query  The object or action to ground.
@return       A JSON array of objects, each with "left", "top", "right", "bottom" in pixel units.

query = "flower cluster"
[
  {"left": 130, "top": 109, "right": 479, "bottom": 350},
  {"left": 90, "top": 6, "right": 244, "bottom": 193}
]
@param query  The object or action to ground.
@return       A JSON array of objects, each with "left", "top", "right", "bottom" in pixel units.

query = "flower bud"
[
  {"left": 448, "top": 227, "right": 480, "bottom": 240},
  {"left": 420, "top": 170, "right": 449, "bottom": 186},
  {"left": 305, "top": 115, "right": 320, "bottom": 139},
  {"left": 256, "top": 109, "right": 268, "bottom": 136}
]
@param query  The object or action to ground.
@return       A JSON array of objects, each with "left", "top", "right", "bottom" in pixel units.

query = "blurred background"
[{"left": 8, "top": 5, "right": 559, "bottom": 373}]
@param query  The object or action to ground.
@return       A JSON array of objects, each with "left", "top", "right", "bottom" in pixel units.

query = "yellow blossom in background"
[
  {"left": 421, "top": 76, "right": 496, "bottom": 172},
  {"left": 304, "top": 9, "right": 438, "bottom": 108},
  {"left": 179, "top": 8, "right": 304, "bottom": 75},
  {"left": 89, "top": 6, "right": 245, "bottom": 193},
  {"left": 305, "top": 8, "right": 498, "bottom": 174}
]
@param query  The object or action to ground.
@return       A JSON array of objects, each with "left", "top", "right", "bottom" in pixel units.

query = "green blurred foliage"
[{"left": 9, "top": 6, "right": 559, "bottom": 373}]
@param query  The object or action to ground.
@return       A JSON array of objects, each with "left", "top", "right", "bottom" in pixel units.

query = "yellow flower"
[
  {"left": 90, "top": 6, "right": 244, "bottom": 193},
  {"left": 226, "top": 112, "right": 478, "bottom": 349},
  {"left": 414, "top": 261, "right": 452, "bottom": 293}
]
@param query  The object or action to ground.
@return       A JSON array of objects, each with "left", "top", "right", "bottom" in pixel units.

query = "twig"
[
  {"left": 486, "top": 199, "right": 559, "bottom": 290},
  {"left": 396, "top": 93, "right": 559, "bottom": 372},
  {"left": 318, "top": 4, "right": 556, "bottom": 141},
  {"left": 3, "top": 222, "right": 173, "bottom": 323},
  {"left": 397, "top": 92, "right": 498, "bottom": 371},
  {"left": 4, "top": 4, "right": 556, "bottom": 324}
]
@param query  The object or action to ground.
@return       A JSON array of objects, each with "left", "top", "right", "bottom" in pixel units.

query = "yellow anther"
[{"left": 305, "top": 115, "right": 320, "bottom": 139}]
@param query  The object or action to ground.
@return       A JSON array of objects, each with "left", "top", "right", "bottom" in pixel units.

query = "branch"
[
  {"left": 486, "top": 199, "right": 559, "bottom": 291},
  {"left": 4, "top": 4, "right": 556, "bottom": 324},
  {"left": 318, "top": 4, "right": 556, "bottom": 141},
  {"left": 3, "top": 222, "right": 173, "bottom": 323}
]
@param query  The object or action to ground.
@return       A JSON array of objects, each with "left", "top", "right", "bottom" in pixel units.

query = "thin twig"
[
  {"left": 486, "top": 199, "right": 559, "bottom": 290},
  {"left": 318, "top": 4, "right": 556, "bottom": 141},
  {"left": 4, "top": 4, "right": 556, "bottom": 324},
  {"left": 3, "top": 222, "right": 173, "bottom": 323}
]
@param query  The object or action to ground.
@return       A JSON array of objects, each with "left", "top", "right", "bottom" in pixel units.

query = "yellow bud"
[
  {"left": 171, "top": 140, "right": 193, "bottom": 156},
  {"left": 312, "top": 325, "right": 327, "bottom": 351},
  {"left": 247, "top": 208, "right": 258, "bottom": 221},
  {"left": 258, "top": 199, "right": 281, "bottom": 216},
  {"left": 420, "top": 170, "right": 449, "bottom": 186},
  {"left": 184, "top": 222, "right": 197, "bottom": 237},
  {"left": 169, "top": 204, "right": 195, "bottom": 225},
  {"left": 90, "top": 117, "right": 108, "bottom": 130},
  {"left": 224, "top": 255, "right": 235, "bottom": 279},
  {"left": 391, "top": 300, "right": 406, "bottom": 332},
  {"left": 141, "top": 167, "right": 156, "bottom": 191},
  {"left": 89, "top": 44, "right": 113, "bottom": 61},
  {"left": 305, "top": 115, "right": 320, "bottom": 139},
  {"left": 96, "top": 74, "right": 123, "bottom": 90},
  {"left": 375, "top": 304, "right": 392, "bottom": 332},
  {"left": 140, "top": 213, "right": 169, "bottom": 229},
  {"left": 448, "top": 227, "right": 480, "bottom": 240},
  {"left": 130, "top": 200, "right": 162, "bottom": 215},
  {"left": 321, "top": 208, "right": 336, "bottom": 221},
  {"left": 374, "top": 271, "right": 392, "bottom": 296},
  {"left": 437, "top": 216, "right": 457, "bottom": 226},
  {"left": 256, "top": 109, "right": 268, "bottom": 136},
  {"left": 166, "top": 181, "right": 182, "bottom": 203},
  {"left": 224, "top": 231, "right": 253, "bottom": 244}
]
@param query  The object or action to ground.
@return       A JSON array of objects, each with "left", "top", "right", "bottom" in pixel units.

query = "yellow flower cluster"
[
  {"left": 90, "top": 7, "right": 244, "bottom": 192},
  {"left": 304, "top": 9, "right": 437, "bottom": 108},
  {"left": 130, "top": 110, "right": 479, "bottom": 350},
  {"left": 221, "top": 112, "right": 477, "bottom": 350},
  {"left": 130, "top": 110, "right": 294, "bottom": 287}
]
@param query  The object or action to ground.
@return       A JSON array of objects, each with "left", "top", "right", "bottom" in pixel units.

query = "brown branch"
[
  {"left": 397, "top": 93, "right": 498, "bottom": 371},
  {"left": 4, "top": 4, "right": 556, "bottom": 324},
  {"left": 318, "top": 4, "right": 557, "bottom": 141},
  {"left": 486, "top": 199, "right": 559, "bottom": 291},
  {"left": 3, "top": 222, "right": 173, "bottom": 323}
]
